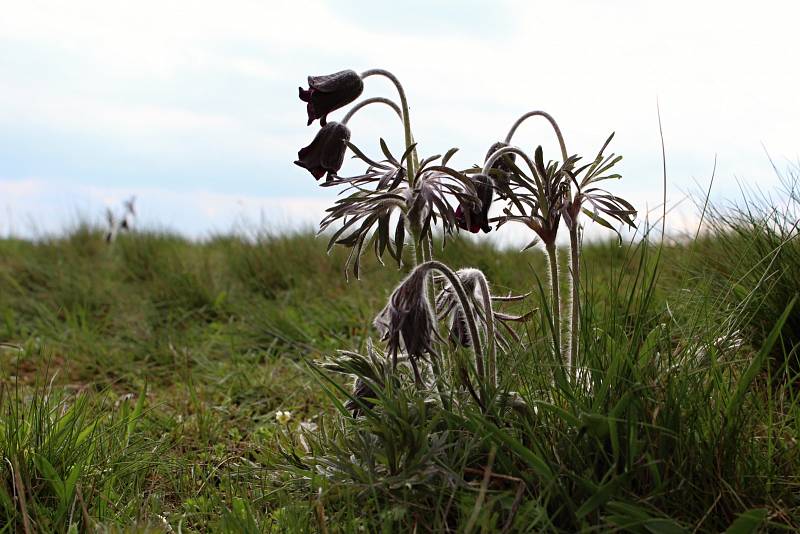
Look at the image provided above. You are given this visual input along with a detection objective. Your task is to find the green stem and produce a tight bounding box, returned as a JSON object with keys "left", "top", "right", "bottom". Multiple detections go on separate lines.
{"left": 545, "top": 242, "right": 562, "bottom": 357}
{"left": 360, "top": 69, "right": 417, "bottom": 183}
{"left": 421, "top": 233, "right": 437, "bottom": 308}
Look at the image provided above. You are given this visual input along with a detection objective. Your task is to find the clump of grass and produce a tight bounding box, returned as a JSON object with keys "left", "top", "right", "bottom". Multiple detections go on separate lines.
{"left": 692, "top": 164, "right": 800, "bottom": 382}
{"left": 267, "top": 228, "right": 799, "bottom": 531}
{"left": 1, "top": 217, "right": 799, "bottom": 530}
{"left": 0, "top": 356, "right": 168, "bottom": 531}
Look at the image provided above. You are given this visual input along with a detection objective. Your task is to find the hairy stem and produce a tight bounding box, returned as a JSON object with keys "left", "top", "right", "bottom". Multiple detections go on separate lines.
{"left": 545, "top": 242, "right": 562, "bottom": 356}
{"left": 360, "top": 69, "right": 417, "bottom": 182}
{"left": 418, "top": 261, "right": 485, "bottom": 388}
{"left": 421, "top": 233, "right": 437, "bottom": 318}
{"left": 419, "top": 233, "right": 445, "bottom": 404}
{"left": 568, "top": 226, "right": 580, "bottom": 375}
{"left": 341, "top": 97, "right": 403, "bottom": 125}
{"left": 474, "top": 273, "right": 497, "bottom": 390}
{"left": 409, "top": 220, "right": 443, "bottom": 399}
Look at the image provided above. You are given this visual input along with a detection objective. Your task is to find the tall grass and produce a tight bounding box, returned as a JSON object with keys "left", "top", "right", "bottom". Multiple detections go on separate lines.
{"left": 692, "top": 165, "right": 800, "bottom": 382}
{"left": 0, "top": 199, "right": 798, "bottom": 530}
{"left": 271, "top": 231, "right": 799, "bottom": 531}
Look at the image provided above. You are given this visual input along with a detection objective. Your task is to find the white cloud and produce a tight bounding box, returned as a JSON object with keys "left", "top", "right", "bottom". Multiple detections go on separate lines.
{"left": 0, "top": 0, "right": 797, "bottom": 234}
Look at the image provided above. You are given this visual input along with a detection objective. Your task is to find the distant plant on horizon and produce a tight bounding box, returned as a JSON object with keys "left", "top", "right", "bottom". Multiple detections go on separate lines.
{"left": 105, "top": 196, "right": 137, "bottom": 243}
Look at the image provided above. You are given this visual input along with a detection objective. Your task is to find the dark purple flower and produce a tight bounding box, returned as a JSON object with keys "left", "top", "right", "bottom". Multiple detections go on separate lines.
{"left": 294, "top": 121, "right": 351, "bottom": 181}
{"left": 456, "top": 173, "right": 493, "bottom": 233}
{"left": 299, "top": 70, "right": 363, "bottom": 126}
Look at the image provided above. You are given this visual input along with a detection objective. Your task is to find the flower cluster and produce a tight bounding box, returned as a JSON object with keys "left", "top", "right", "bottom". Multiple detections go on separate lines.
{"left": 294, "top": 70, "right": 363, "bottom": 182}
{"left": 293, "top": 68, "right": 637, "bottom": 405}
{"left": 294, "top": 68, "right": 491, "bottom": 278}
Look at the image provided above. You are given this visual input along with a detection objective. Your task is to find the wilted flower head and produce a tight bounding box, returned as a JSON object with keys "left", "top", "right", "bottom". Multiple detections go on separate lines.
{"left": 455, "top": 173, "right": 493, "bottom": 233}
{"left": 294, "top": 121, "right": 351, "bottom": 181}
{"left": 299, "top": 70, "right": 364, "bottom": 126}
{"left": 373, "top": 267, "right": 438, "bottom": 380}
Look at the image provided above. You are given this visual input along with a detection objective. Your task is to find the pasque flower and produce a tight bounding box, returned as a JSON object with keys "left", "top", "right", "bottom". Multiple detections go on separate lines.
{"left": 294, "top": 121, "right": 351, "bottom": 181}
{"left": 299, "top": 70, "right": 364, "bottom": 126}
{"left": 455, "top": 173, "right": 493, "bottom": 233}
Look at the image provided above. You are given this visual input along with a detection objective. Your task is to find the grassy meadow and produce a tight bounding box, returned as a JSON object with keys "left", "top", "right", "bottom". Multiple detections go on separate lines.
{"left": 1, "top": 187, "right": 799, "bottom": 531}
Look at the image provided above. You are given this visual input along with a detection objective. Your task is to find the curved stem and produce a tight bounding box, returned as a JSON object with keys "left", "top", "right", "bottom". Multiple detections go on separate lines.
{"left": 503, "top": 110, "right": 568, "bottom": 163}
{"left": 545, "top": 242, "right": 562, "bottom": 357}
{"left": 422, "top": 233, "right": 437, "bottom": 311}
{"left": 341, "top": 97, "right": 403, "bottom": 125}
{"left": 474, "top": 273, "right": 497, "bottom": 390}
{"left": 419, "top": 261, "right": 485, "bottom": 383}
{"left": 419, "top": 233, "right": 438, "bottom": 334}
{"left": 360, "top": 69, "right": 417, "bottom": 182}
{"left": 483, "top": 146, "right": 545, "bottom": 193}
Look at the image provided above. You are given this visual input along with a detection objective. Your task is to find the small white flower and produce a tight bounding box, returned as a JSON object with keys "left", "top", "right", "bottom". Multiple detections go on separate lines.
{"left": 275, "top": 410, "right": 292, "bottom": 425}
{"left": 157, "top": 514, "right": 174, "bottom": 533}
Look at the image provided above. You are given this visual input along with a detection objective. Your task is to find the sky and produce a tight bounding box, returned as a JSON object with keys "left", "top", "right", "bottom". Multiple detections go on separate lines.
{"left": 1, "top": 0, "right": 798, "bottom": 245}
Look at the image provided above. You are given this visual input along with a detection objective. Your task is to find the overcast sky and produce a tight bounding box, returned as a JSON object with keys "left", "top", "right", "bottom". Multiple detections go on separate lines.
{"left": 1, "top": 0, "right": 798, "bottom": 243}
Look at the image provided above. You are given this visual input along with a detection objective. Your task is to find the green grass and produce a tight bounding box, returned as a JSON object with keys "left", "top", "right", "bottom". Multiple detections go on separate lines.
{"left": 0, "top": 208, "right": 798, "bottom": 531}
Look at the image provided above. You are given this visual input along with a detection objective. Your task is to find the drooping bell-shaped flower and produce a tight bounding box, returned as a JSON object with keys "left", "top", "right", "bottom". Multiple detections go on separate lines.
{"left": 294, "top": 121, "right": 351, "bottom": 181}
{"left": 299, "top": 70, "right": 364, "bottom": 126}
{"left": 455, "top": 173, "right": 493, "bottom": 233}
